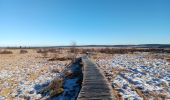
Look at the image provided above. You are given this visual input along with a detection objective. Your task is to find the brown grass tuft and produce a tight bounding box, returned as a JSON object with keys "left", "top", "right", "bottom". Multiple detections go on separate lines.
{"left": 0, "top": 50, "right": 13, "bottom": 54}
{"left": 20, "top": 49, "right": 28, "bottom": 54}
{"left": 48, "top": 57, "right": 72, "bottom": 61}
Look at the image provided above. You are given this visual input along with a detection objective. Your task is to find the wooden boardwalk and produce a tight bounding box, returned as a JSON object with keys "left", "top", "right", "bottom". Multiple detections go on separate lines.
{"left": 77, "top": 56, "right": 114, "bottom": 100}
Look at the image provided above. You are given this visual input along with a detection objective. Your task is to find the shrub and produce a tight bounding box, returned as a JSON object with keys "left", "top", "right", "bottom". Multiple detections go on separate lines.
{"left": 94, "top": 48, "right": 166, "bottom": 54}
{"left": 20, "top": 49, "right": 28, "bottom": 54}
{"left": 39, "top": 78, "right": 64, "bottom": 97}
{"left": 36, "top": 49, "right": 48, "bottom": 58}
{"left": 51, "top": 68, "right": 60, "bottom": 73}
{"left": 48, "top": 57, "right": 72, "bottom": 61}
{"left": 0, "top": 50, "right": 13, "bottom": 54}
{"left": 37, "top": 48, "right": 58, "bottom": 53}
{"left": 36, "top": 49, "right": 46, "bottom": 53}
{"left": 42, "top": 51, "right": 48, "bottom": 58}
{"left": 48, "top": 48, "right": 57, "bottom": 53}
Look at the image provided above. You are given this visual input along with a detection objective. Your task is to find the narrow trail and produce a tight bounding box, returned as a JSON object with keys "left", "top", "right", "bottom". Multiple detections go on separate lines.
{"left": 77, "top": 56, "right": 115, "bottom": 100}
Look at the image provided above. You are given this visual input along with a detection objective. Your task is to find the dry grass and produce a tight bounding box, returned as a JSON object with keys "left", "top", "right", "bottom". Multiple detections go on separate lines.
{"left": 145, "top": 53, "right": 170, "bottom": 60}
{"left": 28, "top": 72, "right": 40, "bottom": 81}
{"left": 96, "top": 53, "right": 170, "bottom": 99}
{"left": 48, "top": 57, "right": 72, "bottom": 61}
{"left": 0, "top": 50, "right": 13, "bottom": 54}
{"left": 147, "top": 92, "right": 168, "bottom": 100}
{"left": 0, "top": 88, "right": 12, "bottom": 97}
{"left": 39, "top": 78, "right": 64, "bottom": 96}
{"left": 134, "top": 88, "right": 149, "bottom": 100}
{"left": 20, "top": 49, "right": 28, "bottom": 54}
{"left": 0, "top": 48, "right": 71, "bottom": 98}
{"left": 112, "top": 89, "right": 122, "bottom": 100}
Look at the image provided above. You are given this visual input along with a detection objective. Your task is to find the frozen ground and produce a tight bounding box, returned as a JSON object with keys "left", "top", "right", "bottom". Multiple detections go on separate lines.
{"left": 48, "top": 59, "right": 83, "bottom": 100}
{"left": 0, "top": 49, "right": 71, "bottom": 99}
{"left": 96, "top": 53, "right": 170, "bottom": 100}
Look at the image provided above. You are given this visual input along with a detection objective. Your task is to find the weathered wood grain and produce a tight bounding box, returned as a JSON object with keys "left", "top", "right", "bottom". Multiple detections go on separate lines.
{"left": 77, "top": 56, "right": 115, "bottom": 100}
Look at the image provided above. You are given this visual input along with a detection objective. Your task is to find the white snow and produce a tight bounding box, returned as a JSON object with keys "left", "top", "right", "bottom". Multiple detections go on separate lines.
{"left": 97, "top": 53, "right": 170, "bottom": 99}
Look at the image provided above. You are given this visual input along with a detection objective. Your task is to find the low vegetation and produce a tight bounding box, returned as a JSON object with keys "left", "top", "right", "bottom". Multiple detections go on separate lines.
{"left": 48, "top": 57, "right": 72, "bottom": 61}
{"left": 20, "top": 49, "right": 28, "bottom": 54}
{"left": 78, "top": 48, "right": 169, "bottom": 54}
{"left": 0, "top": 50, "right": 13, "bottom": 54}
{"left": 39, "top": 78, "right": 64, "bottom": 97}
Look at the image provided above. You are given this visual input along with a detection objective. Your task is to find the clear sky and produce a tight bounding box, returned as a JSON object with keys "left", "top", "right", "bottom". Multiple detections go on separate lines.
{"left": 0, "top": 0, "right": 170, "bottom": 46}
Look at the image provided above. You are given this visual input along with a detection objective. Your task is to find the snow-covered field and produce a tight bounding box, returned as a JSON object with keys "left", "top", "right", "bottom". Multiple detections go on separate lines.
{"left": 96, "top": 53, "right": 170, "bottom": 100}
{"left": 0, "top": 49, "right": 70, "bottom": 100}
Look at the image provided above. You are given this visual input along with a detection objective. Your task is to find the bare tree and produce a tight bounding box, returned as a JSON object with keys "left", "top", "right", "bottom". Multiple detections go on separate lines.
{"left": 70, "top": 42, "right": 77, "bottom": 63}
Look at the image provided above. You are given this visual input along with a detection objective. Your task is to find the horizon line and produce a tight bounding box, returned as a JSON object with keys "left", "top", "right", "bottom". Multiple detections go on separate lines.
{"left": 0, "top": 44, "right": 170, "bottom": 48}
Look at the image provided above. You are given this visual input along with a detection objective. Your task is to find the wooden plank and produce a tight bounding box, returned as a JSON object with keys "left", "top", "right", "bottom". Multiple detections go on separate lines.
{"left": 77, "top": 56, "right": 115, "bottom": 100}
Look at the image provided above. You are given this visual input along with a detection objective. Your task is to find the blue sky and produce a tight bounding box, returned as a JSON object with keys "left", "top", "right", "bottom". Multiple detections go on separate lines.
{"left": 0, "top": 0, "right": 170, "bottom": 46}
